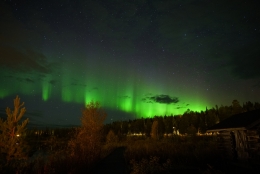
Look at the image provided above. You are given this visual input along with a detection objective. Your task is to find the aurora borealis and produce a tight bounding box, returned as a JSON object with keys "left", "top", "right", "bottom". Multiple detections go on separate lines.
{"left": 1, "top": 0, "right": 260, "bottom": 127}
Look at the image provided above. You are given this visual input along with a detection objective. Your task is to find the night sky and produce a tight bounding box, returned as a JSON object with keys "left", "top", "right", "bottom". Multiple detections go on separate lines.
{"left": 1, "top": 0, "right": 260, "bottom": 128}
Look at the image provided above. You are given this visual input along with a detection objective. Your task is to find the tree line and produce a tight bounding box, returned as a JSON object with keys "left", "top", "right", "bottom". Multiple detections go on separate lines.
{"left": 104, "top": 100, "right": 260, "bottom": 138}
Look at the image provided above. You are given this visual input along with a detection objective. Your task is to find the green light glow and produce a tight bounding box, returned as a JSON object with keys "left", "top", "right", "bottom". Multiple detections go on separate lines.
{"left": 56, "top": 64, "right": 211, "bottom": 118}
{"left": 0, "top": 90, "right": 9, "bottom": 99}
{"left": 42, "top": 75, "right": 52, "bottom": 101}
{"left": 42, "top": 84, "right": 51, "bottom": 101}
{"left": 1, "top": 59, "right": 213, "bottom": 119}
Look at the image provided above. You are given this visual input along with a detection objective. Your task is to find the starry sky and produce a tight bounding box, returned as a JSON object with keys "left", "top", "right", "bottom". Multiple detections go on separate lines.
{"left": 0, "top": 0, "right": 260, "bottom": 128}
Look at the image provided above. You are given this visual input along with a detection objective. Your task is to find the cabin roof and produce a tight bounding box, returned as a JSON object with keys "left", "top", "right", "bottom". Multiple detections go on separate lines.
{"left": 207, "top": 109, "right": 260, "bottom": 132}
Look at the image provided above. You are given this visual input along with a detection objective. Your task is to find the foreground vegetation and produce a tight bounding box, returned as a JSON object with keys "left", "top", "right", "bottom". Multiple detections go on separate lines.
{"left": 2, "top": 131, "right": 260, "bottom": 173}
{"left": 3, "top": 134, "right": 258, "bottom": 174}
{"left": 1, "top": 96, "right": 260, "bottom": 173}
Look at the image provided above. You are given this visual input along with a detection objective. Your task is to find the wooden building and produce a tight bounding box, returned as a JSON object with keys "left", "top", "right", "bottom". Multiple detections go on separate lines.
{"left": 207, "top": 109, "right": 260, "bottom": 160}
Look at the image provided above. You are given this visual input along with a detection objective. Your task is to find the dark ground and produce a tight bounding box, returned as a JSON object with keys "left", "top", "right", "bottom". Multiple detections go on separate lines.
{"left": 91, "top": 147, "right": 129, "bottom": 174}
{"left": 89, "top": 147, "right": 260, "bottom": 174}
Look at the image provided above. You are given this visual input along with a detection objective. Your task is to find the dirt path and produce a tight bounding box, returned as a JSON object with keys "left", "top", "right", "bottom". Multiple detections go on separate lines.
{"left": 91, "top": 147, "right": 129, "bottom": 174}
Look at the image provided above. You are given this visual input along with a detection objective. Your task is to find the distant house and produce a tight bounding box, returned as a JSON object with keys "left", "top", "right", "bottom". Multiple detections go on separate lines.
{"left": 207, "top": 109, "right": 260, "bottom": 160}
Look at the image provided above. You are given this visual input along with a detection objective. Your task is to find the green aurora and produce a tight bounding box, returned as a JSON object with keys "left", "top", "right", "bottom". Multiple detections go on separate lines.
{"left": 0, "top": 61, "right": 210, "bottom": 118}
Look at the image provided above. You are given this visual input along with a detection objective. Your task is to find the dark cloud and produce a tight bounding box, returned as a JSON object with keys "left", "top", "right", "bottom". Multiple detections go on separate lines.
{"left": 176, "top": 104, "right": 189, "bottom": 109}
{"left": 0, "top": 46, "right": 53, "bottom": 74}
{"left": 39, "top": 74, "right": 46, "bottom": 78}
{"left": 49, "top": 80, "right": 57, "bottom": 85}
{"left": 144, "top": 93, "right": 153, "bottom": 96}
{"left": 25, "top": 78, "right": 34, "bottom": 83}
{"left": 14, "top": 77, "right": 35, "bottom": 83}
{"left": 70, "top": 82, "right": 86, "bottom": 87}
{"left": 176, "top": 107, "right": 186, "bottom": 109}
{"left": 118, "top": 95, "right": 131, "bottom": 99}
{"left": 142, "top": 94, "right": 179, "bottom": 104}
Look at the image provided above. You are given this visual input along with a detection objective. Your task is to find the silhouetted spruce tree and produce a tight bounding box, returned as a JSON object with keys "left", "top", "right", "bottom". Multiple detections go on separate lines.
{"left": 0, "top": 96, "right": 29, "bottom": 165}
{"left": 121, "top": 121, "right": 129, "bottom": 135}
{"left": 163, "top": 116, "right": 173, "bottom": 135}
{"left": 218, "top": 105, "right": 232, "bottom": 121}
{"left": 205, "top": 108, "right": 219, "bottom": 128}
{"left": 198, "top": 112, "right": 207, "bottom": 133}
{"left": 189, "top": 111, "right": 200, "bottom": 131}
{"left": 232, "top": 99, "right": 243, "bottom": 115}
{"left": 243, "top": 101, "right": 254, "bottom": 111}
{"left": 144, "top": 118, "right": 152, "bottom": 137}
{"left": 179, "top": 110, "right": 190, "bottom": 134}
{"left": 157, "top": 117, "right": 165, "bottom": 138}
{"left": 133, "top": 118, "right": 144, "bottom": 134}
{"left": 254, "top": 102, "right": 260, "bottom": 109}
{"left": 172, "top": 116, "right": 181, "bottom": 134}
